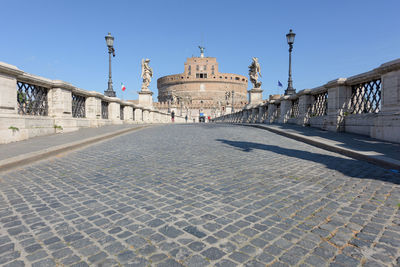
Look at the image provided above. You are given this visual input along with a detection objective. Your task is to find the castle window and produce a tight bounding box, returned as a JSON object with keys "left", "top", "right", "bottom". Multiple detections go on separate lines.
{"left": 188, "top": 65, "right": 191, "bottom": 75}
{"left": 196, "top": 73, "right": 199, "bottom": 78}
{"left": 220, "top": 76, "right": 222, "bottom": 79}
{"left": 204, "top": 65, "right": 207, "bottom": 71}
{"left": 235, "top": 77, "right": 240, "bottom": 80}
{"left": 211, "top": 65, "right": 215, "bottom": 75}
{"left": 196, "top": 65, "right": 199, "bottom": 71}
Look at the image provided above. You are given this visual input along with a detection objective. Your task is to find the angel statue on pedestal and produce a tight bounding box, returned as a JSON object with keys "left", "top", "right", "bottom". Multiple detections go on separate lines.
{"left": 249, "top": 57, "right": 262, "bottom": 88}
{"left": 141, "top": 58, "right": 153, "bottom": 91}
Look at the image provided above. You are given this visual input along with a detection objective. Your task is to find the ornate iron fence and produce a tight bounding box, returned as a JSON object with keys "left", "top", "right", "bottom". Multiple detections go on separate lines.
{"left": 101, "top": 101, "right": 109, "bottom": 119}
{"left": 72, "top": 93, "right": 86, "bottom": 118}
{"left": 120, "top": 106, "right": 124, "bottom": 120}
{"left": 349, "top": 79, "right": 381, "bottom": 114}
{"left": 17, "top": 81, "right": 48, "bottom": 116}
{"left": 291, "top": 99, "right": 299, "bottom": 118}
{"left": 311, "top": 91, "right": 328, "bottom": 116}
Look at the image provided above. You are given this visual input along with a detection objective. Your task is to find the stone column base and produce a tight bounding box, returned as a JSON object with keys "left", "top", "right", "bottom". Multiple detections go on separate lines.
{"left": 248, "top": 88, "right": 263, "bottom": 105}
{"left": 138, "top": 91, "right": 153, "bottom": 108}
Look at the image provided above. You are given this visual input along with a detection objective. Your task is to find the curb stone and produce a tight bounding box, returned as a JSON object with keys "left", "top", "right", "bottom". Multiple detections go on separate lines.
{"left": 239, "top": 123, "right": 400, "bottom": 171}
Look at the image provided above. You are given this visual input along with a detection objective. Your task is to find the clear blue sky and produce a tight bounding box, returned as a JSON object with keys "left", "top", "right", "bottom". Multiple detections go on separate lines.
{"left": 2, "top": 0, "right": 399, "bottom": 100}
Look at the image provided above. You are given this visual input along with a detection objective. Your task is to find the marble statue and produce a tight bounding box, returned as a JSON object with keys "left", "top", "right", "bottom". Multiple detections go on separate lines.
{"left": 141, "top": 58, "right": 153, "bottom": 91}
{"left": 249, "top": 57, "right": 262, "bottom": 88}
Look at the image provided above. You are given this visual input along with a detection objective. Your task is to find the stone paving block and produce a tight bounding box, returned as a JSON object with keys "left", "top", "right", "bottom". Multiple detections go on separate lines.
{"left": 215, "top": 259, "right": 238, "bottom": 267}
{"left": 0, "top": 124, "right": 399, "bottom": 266}
{"left": 201, "top": 247, "right": 226, "bottom": 260}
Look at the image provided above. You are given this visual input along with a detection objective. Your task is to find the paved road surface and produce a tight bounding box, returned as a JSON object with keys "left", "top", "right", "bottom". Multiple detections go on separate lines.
{"left": 0, "top": 124, "right": 399, "bottom": 266}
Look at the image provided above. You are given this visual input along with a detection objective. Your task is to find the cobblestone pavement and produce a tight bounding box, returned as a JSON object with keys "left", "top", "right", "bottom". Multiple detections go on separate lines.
{"left": 0, "top": 124, "right": 399, "bottom": 267}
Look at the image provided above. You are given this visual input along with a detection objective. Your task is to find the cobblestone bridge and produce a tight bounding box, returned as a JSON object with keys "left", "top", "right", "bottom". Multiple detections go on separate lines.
{"left": 0, "top": 124, "right": 399, "bottom": 267}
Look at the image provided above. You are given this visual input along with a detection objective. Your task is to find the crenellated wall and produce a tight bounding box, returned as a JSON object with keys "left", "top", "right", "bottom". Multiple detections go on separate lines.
{"left": 0, "top": 62, "right": 186, "bottom": 144}
{"left": 214, "top": 58, "right": 400, "bottom": 143}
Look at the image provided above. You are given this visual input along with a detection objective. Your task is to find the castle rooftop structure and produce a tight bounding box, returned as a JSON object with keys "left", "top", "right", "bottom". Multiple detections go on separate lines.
{"left": 157, "top": 55, "right": 248, "bottom": 108}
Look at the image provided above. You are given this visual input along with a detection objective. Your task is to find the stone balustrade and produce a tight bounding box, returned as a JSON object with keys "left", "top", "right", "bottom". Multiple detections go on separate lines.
{"left": 0, "top": 62, "right": 184, "bottom": 144}
{"left": 214, "top": 58, "right": 400, "bottom": 143}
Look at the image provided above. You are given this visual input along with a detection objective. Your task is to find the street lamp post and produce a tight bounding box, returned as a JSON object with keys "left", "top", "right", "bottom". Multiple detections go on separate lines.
{"left": 104, "top": 33, "right": 116, "bottom": 97}
{"left": 285, "top": 29, "right": 296, "bottom": 96}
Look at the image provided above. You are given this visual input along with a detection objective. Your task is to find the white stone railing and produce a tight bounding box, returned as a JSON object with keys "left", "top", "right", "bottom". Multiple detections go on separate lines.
{"left": 0, "top": 62, "right": 185, "bottom": 144}
{"left": 214, "top": 58, "right": 400, "bottom": 143}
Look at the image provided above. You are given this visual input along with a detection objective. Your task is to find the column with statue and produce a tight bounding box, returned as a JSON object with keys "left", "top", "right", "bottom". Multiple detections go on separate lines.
{"left": 248, "top": 57, "right": 263, "bottom": 105}
{"left": 138, "top": 58, "right": 154, "bottom": 108}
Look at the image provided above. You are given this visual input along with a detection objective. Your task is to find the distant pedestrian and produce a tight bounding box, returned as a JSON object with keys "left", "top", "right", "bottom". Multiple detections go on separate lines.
{"left": 185, "top": 115, "right": 188, "bottom": 123}
{"left": 171, "top": 111, "right": 175, "bottom": 123}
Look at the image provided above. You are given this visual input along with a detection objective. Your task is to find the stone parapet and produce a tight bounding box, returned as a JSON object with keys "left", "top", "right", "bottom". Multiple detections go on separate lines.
{"left": 0, "top": 62, "right": 183, "bottom": 144}
{"left": 213, "top": 58, "right": 400, "bottom": 143}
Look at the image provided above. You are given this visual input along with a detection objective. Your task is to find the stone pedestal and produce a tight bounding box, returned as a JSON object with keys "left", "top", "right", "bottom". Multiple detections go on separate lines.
{"left": 138, "top": 91, "right": 153, "bottom": 108}
{"left": 298, "top": 91, "right": 312, "bottom": 126}
{"left": 108, "top": 102, "right": 122, "bottom": 123}
{"left": 371, "top": 65, "right": 400, "bottom": 142}
{"left": 86, "top": 96, "right": 101, "bottom": 126}
{"left": 124, "top": 106, "right": 133, "bottom": 121}
{"left": 134, "top": 108, "right": 143, "bottom": 123}
{"left": 48, "top": 87, "right": 72, "bottom": 118}
{"left": 267, "top": 103, "right": 277, "bottom": 123}
{"left": 225, "top": 105, "right": 232, "bottom": 114}
{"left": 248, "top": 88, "right": 263, "bottom": 105}
{"left": 326, "top": 79, "right": 351, "bottom": 132}
{"left": 0, "top": 63, "right": 23, "bottom": 115}
{"left": 279, "top": 97, "right": 291, "bottom": 123}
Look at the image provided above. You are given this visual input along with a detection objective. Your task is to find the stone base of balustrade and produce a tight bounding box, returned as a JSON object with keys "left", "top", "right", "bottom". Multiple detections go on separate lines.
{"left": 308, "top": 115, "right": 329, "bottom": 130}
{"left": 344, "top": 113, "right": 376, "bottom": 136}
{"left": 0, "top": 114, "right": 140, "bottom": 144}
{"left": 371, "top": 113, "right": 400, "bottom": 143}
{"left": 0, "top": 114, "right": 55, "bottom": 144}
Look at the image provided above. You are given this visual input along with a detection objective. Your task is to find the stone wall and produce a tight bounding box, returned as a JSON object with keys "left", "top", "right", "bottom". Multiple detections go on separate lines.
{"left": 214, "top": 58, "right": 400, "bottom": 143}
{"left": 0, "top": 62, "right": 186, "bottom": 144}
{"left": 157, "top": 57, "right": 248, "bottom": 106}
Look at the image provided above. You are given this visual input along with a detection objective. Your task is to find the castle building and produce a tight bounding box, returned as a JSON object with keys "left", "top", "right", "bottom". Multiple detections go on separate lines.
{"left": 154, "top": 50, "right": 248, "bottom": 121}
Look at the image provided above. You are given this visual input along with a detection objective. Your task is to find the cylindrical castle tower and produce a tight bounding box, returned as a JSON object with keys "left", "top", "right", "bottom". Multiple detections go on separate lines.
{"left": 157, "top": 56, "right": 248, "bottom": 108}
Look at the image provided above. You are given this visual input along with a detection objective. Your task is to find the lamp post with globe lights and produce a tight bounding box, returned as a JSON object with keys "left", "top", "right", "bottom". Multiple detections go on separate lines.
{"left": 104, "top": 33, "right": 116, "bottom": 97}
{"left": 285, "top": 29, "right": 296, "bottom": 96}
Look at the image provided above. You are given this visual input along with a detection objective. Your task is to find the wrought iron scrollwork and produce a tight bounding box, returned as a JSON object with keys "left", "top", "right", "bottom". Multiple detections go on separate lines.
{"left": 17, "top": 81, "right": 48, "bottom": 116}
{"left": 311, "top": 92, "right": 328, "bottom": 116}
{"left": 349, "top": 79, "right": 381, "bottom": 114}
{"left": 101, "top": 101, "right": 109, "bottom": 119}
{"left": 72, "top": 94, "right": 86, "bottom": 118}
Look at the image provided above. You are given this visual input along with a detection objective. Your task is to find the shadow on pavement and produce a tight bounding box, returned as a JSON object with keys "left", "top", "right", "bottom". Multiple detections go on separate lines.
{"left": 216, "top": 138, "right": 400, "bottom": 184}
